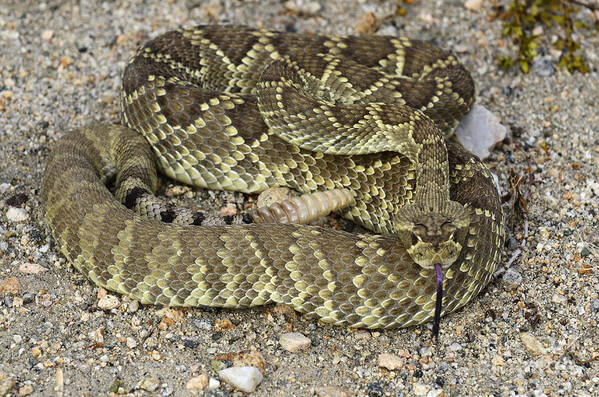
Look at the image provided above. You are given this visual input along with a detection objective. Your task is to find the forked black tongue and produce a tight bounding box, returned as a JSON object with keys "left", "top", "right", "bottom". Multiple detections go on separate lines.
{"left": 432, "top": 263, "right": 443, "bottom": 342}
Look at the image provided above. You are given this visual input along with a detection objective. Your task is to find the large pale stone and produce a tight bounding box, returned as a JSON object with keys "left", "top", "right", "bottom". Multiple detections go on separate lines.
{"left": 454, "top": 104, "right": 507, "bottom": 159}
{"left": 218, "top": 366, "right": 263, "bottom": 393}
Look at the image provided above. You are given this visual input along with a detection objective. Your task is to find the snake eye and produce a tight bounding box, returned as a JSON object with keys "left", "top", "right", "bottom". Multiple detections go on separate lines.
{"left": 413, "top": 224, "right": 426, "bottom": 235}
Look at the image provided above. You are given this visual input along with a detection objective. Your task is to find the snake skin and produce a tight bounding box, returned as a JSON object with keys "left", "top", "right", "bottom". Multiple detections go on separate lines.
{"left": 41, "top": 25, "right": 505, "bottom": 329}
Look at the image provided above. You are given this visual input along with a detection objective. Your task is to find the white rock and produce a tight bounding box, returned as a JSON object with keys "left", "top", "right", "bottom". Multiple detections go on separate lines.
{"left": 426, "top": 389, "right": 443, "bottom": 397}
{"left": 532, "top": 25, "right": 544, "bottom": 36}
{"left": 353, "top": 330, "right": 371, "bottom": 340}
{"left": 139, "top": 377, "right": 159, "bottom": 392}
{"left": 464, "top": 0, "right": 483, "bottom": 11}
{"left": 448, "top": 342, "right": 463, "bottom": 351}
{"left": 551, "top": 294, "right": 567, "bottom": 304}
{"left": 6, "top": 207, "right": 29, "bottom": 222}
{"left": 41, "top": 29, "right": 54, "bottom": 41}
{"left": 418, "top": 12, "right": 433, "bottom": 25}
{"left": 520, "top": 332, "right": 547, "bottom": 355}
{"left": 413, "top": 382, "right": 430, "bottom": 396}
{"left": 377, "top": 25, "right": 398, "bottom": 37}
{"left": 454, "top": 104, "right": 507, "bottom": 159}
{"left": 218, "top": 366, "right": 263, "bottom": 393}
{"left": 126, "top": 337, "right": 137, "bottom": 349}
{"left": 127, "top": 300, "right": 139, "bottom": 313}
{"left": 97, "top": 295, "right": 120, "bottom": 310}
{"left": 279, "top": 332, "right": 311, "bottom": 352}
{"left": 285, "top": 0, "right": 321, "bottom": 14}
{"left": 502, "top": 269, "right": 522, "bottom": 290}
{"left": 303, "top": 1, "right": 321, "bottom": 13}
{"left": 19, "top": 262, "right": 48, "bottom": 274}
{"left": 378, "top": 353, "right": 404, "bottom": 370}
{"left": 207, "top": 378, "right": 220, "bottom": 390}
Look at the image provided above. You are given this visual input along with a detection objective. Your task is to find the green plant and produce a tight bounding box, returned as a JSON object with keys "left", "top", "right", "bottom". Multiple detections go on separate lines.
{"left": 497, "top": 0, "right": 597, "bottom": 73}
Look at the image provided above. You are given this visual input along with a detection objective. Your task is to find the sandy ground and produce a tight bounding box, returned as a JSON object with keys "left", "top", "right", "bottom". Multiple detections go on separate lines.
{"left": 1, "top": 0, "right": 598, "bottom": 396}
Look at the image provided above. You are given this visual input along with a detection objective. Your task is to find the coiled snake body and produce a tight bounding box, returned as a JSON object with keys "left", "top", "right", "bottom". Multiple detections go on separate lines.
{"left": 42, "top": 25, "right": 505, "bottom": 329}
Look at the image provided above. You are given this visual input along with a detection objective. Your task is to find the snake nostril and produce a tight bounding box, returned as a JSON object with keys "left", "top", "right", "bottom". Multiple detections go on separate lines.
{"left": 411, "top": 233, "right": 419, "bottom": 246}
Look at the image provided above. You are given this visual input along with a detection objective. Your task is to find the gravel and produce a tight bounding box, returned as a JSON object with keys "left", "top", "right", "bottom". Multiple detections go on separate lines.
{"left": 1, "top": 0, "right": 598, "bottom": 396}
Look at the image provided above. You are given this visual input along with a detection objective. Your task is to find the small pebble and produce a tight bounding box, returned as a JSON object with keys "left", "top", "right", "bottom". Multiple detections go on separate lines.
{"left": 378, "top": 353, "right": 404, "bottom": 370}
{"left": 127, "top": 300, "right": 139, "bottom": 313}
{"left": 353, "top": 330, "right": 371, "bottom": 340}
{"left": 41, "top": 29, "right": 54, "bottom": 41}
{"left": 502, "top": 269, "right": 523, "bottom": 289}
{"left": 18, "top": 263, "right": 48, "bottom": 274}
{"left": 303, "top": 1, "right": 321, "bottom": 13}
{"left": 279, "top": 332, "right": 311, "bottom": 352}
{"left": 22, "top": 293, "right": 34, "bottom": 304}
{"left": 0, "top": 277, "right": 22, "bottom": 295}
{"left": 312, "top": 386, "right": 351, "bottom": 397}
{"left": 533, "top": 56, "right": 555, "bottom": 77}
{"left": 551, "top": 294, "right": 567, "bottom": 304}
{"left": 194, "top": 319, "right": 211, "bottom": 330}
{"left": 186, "top": 374, "right": 209, "bottom": 391}
{"left": 18, "top": 385, "right": 34, "bottom": 396}
{"left": 412, "top": 383, "right": 430, "bottom": 396}
{"left": 377, "top": 25, "right": 398, "bottom": 37}
{"left": 218, "top": 366, "right": 263, "bottom": 393}
{"left": 5, "top": 207, "right": 29, "bottom": 222}
{"left": 215, "top": 319, "right": 236, "bottom": 331}
{"left": 207, "top": 378, "right": 220, "bottom": 390}
{"left": 285, "top": 0, "right": 321, "bottom": 14}
{"left": 0, "top": 372, "right": 16, "bottom": 395}
{"left": 366, "top": 381, "right": 385, "bottom": 397}
{"left": 506, "top": 237, "right": 519, "bottom": 251}
{"left": 139, "top": 378, "right": 160, "bottom": 392}
{"left": 464, "top": 0, "right": 483, "bottom": 11}
{"left": 520, "top": 332, "right": 547, "bottom": 355}
{"left": 532, "top": 25, "right": 544, "bottom": 36}
{"left": 89, "top": 328, "right": 104, "bottom": 344}
{"left": 448, "top": 342, "right": 463, "bottom": 352}
{"left": 97, "top": 295, "right": 120, "bottom": 310}
{"left": 126, "top": 337, "right": 137, "bottom": 349}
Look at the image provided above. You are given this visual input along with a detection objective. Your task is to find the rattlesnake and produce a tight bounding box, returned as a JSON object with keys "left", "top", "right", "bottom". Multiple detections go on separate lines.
{"left": 41, "top": 25, "right": 505, "bottom": 331}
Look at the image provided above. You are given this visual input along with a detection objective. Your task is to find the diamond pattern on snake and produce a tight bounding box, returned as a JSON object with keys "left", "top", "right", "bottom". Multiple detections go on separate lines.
{"left": 41, "top": 25, "right": 505, "bottom": 333}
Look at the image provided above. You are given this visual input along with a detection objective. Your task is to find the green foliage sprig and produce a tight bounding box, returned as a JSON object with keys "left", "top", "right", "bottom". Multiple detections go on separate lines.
{"left": 497, "top": 0, "right": 597, "bottom": 73}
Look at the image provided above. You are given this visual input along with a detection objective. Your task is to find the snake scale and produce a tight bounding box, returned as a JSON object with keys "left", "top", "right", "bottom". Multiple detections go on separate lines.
{"left": 41, "top": 25, "right": 505, "bottom": 330}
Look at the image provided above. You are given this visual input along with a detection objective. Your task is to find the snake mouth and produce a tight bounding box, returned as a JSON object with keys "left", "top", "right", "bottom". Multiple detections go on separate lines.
{"left": 432, "top": 262, "right": 443, "bottom": 341}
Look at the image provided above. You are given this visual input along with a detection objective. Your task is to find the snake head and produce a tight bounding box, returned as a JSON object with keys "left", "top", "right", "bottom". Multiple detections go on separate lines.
{"left": 394, "top": 200, "right": 470, "bottom": 340}
{"left": 393, "top": 200, "right": 470, "bottom": 270}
